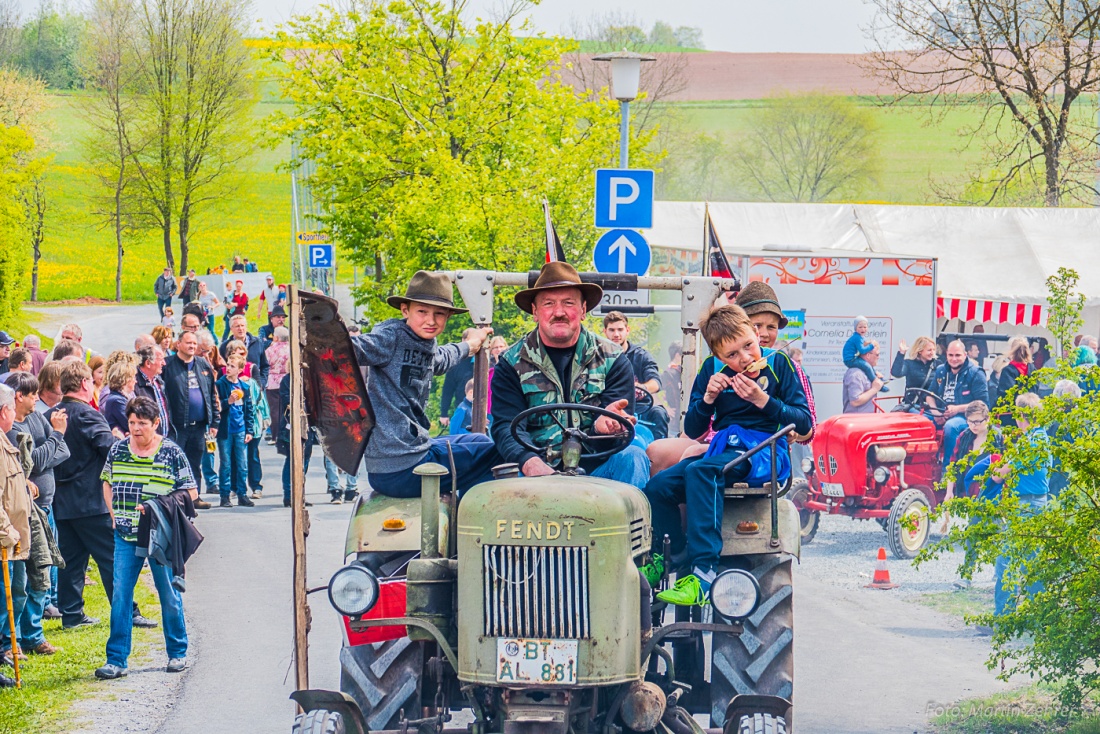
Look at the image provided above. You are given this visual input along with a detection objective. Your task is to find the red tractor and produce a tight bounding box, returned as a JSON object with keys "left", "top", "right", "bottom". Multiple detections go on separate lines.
{"left": 791, "top": 389, "right": 950, "bottom": 559}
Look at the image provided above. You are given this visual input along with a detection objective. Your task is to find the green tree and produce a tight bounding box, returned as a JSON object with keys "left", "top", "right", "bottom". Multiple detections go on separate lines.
{"left": 731, "top": 93, "right": 879, "bottom": 202}
{"left": 269, "top": 0, "right": 648, "bottom": 333}
{"left": 0, "top": 125, "right": 39, "bottom": 322}
{"left": 126, "top": 0, "right": 255, "bottom": 275}
{"left": 925, "top": 269, "right": 1100, "bottom": 710}
{"left": 17, "top": 2, "right": 86, "bottom": 89}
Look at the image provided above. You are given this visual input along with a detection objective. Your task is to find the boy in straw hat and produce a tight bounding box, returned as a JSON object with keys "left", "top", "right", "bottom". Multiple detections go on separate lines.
{"left": 353, "top": 271, "right": 497, "bottom": 497}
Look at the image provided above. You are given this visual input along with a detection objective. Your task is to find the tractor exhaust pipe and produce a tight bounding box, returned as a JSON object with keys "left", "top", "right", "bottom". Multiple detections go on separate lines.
{"left": 414, "top": 463, "right": 448, "bottom": 559}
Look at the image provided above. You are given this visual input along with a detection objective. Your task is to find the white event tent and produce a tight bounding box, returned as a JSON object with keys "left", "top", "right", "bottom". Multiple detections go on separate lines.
{"left": 648, "top": 201, "right": 1100, "bottom": 334}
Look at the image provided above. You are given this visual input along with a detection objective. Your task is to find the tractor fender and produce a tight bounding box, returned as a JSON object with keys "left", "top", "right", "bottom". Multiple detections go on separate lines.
{"left": 289, "top": 690, "right": 368, "bottom": 734}
{"left": 721, "top": 497, "right": 801, "bottom": 560}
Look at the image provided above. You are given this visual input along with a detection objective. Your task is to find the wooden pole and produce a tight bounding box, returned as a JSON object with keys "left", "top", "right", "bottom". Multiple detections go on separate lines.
{"left": 2, "top": 546, "right": 20, "bottom": 687}
{"left": 470, "top": 348, "right": 490, "bottom": 435}
{"left": 289, "top": 285, "right": 310, "bottom": 695}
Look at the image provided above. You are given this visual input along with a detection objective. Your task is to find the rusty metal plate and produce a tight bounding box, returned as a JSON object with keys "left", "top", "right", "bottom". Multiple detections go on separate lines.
{"left": 299, "top": 291, "right": 374, "bottom": 476}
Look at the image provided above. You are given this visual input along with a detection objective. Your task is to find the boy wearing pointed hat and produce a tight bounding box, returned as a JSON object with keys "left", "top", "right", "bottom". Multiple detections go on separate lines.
{"left": 489, "top": 262, "right": 650, "bottom": 488}
{"left": 353, "top": 271, "right": 498, "bottom": 497}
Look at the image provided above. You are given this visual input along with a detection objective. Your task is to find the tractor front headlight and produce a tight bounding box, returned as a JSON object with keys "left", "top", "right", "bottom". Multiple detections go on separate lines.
{"left": 800, "top": 457, "right": 814, "bottom": 475}
{"left": 873, "top": 466, "right": 890, "bottom": 484}
{"left": 328, "top": 563, "right": 380, "bottom": 617}
{"left": 710, "top": 569, "right": 760, "bottom": 620}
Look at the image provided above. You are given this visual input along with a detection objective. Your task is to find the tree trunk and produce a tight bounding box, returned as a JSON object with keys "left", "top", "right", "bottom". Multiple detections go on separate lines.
{"left": 115, "top": 189, "right": 124, "bottom": 303}
{"left": 30, "top": 249, "right": 39, "bottom": 302}
{"left": 164, "top": 221, "right": 175, "bottom": 275}
{"left": 178, "top": 196, "right": 190, "bottom": 275}
{"left": 1045, "top": 146, "right": 1061, "bottom": 207}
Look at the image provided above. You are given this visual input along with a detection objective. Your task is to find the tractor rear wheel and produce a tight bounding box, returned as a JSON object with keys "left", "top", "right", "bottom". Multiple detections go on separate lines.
{"left": 292, "top": 709, "right": 346, "bottom": 734}
{"left": 339, "top": 638, "right": 423, "bottom": 730}
{"left": 789, "top": 481, "right": 819, "bottom": 545}
{"left": 887, "top": 489, "right": 931, "bottom": 560}
{"left": 735, "top": 713, "right": 787, "bottom": 734}
{"left": 709, "top": 555, "right": 794, "bottom": 728}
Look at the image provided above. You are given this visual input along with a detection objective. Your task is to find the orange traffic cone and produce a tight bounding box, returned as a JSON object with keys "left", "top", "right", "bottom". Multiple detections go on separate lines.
{"left": 864, "top": 546, "right": 899, "bottom": 590}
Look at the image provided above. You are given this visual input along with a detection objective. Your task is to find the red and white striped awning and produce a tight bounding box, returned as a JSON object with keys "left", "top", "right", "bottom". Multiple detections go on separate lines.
{"left": 937, "top": 297, "right": 1047, "bottom": 326}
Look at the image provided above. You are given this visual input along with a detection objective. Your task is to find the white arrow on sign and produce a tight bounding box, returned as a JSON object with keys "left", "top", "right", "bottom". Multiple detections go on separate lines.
{"left": 609, "top": 234, "right": 637, "bottom": 273}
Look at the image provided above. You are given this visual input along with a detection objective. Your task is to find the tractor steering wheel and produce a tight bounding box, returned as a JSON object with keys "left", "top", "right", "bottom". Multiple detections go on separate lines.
{"left": 510, "top": 402, "right": 636, "bottom": 465}
{"left": 905, "top": 388, "right": 948, "bottom": 418}
{"left": 634, "top": 385, "right": 654, "bottom": 410}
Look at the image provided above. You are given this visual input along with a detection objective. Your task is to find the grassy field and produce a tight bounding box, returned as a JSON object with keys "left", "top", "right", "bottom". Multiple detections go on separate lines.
{"left": 23, "top": 89, "right": 1079, "bottom": 304}
{"left": 930, "top": 685, "right": 1100, "bottom": 733}
{"left": 663, "top": 99, "right": 994, "bottom": 204}
{"left": 33, "top": 89, "right": 296, "bottom": 304}
{"left": 0, "top": 563, "right": 161, "bottom": 733}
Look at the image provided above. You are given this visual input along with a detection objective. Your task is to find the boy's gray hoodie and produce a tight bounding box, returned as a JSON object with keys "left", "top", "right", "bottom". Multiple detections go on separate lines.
{"left": 353, "top": 318, "right": 469, "bottom": 474}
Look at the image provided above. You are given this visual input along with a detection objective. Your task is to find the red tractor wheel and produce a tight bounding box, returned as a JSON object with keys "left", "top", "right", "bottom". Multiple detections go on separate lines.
{"left": 886, "top": 489, "right": 931, "bottom": 560}
{"left": 789, "top": 481, "right": 819, "bottom": 545}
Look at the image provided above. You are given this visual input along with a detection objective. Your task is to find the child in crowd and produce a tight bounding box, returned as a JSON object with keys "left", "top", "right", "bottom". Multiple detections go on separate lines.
{"left": 843, "top": 316, "right": 877, "bottom": 381}
{"left": 240, "top": 355, "right": 269, "bottom": 500}
{"left": 161, "top": 306, "right": 175, "bottom": 330}
{"left": 448, "top": 379, "right": 475, "bottom": 435}
{"left": 643, "top": 305, "right": 812, "bottom": 606}
{"left": 214, "top": 355, "right": 254, "bottom": 508}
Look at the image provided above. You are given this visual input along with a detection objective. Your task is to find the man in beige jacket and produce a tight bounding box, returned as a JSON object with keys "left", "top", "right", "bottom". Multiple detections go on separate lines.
{"left": 0, "top": 383, "right": 32, "bottom": 679}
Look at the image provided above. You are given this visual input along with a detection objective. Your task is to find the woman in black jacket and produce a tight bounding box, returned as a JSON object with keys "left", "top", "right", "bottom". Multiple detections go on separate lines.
{"left": 891, "top": 336, "right": 937, "bottom": 403}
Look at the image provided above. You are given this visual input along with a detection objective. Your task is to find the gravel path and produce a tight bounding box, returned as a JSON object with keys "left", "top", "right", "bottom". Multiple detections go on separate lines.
{"left": 799, "top": 512, "right": 995, "bottom": 595}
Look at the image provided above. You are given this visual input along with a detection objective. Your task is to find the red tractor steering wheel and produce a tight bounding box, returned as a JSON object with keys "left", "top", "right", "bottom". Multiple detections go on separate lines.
{"left": 904, "top": 388, "right": 948, "bottom": 419}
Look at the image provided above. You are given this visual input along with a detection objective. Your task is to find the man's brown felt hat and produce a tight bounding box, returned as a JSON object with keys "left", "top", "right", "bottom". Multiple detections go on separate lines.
{"left": 386, "top": 270, "right": 467, "bottom": 313}
{"left": 735, "top": 281, "right": 788, "bottom": 329}
{"left": 514, "top": 262, "right": 603, "bottom": 314}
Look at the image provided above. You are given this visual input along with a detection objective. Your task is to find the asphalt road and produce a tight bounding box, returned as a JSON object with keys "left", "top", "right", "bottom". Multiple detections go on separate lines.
{"left": 22, "top": 300, "right": 1019, "bottom": 733}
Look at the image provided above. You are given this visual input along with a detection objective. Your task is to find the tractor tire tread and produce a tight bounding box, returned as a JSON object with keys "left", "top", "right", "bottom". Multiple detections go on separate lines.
{"left": 709, "top": 556, "right": 794, "bottom": 728}
{"left": 339, "top": 638, "right": 422, "bottom": 731}
{"left": 736, "top": 713, "right": 787, "bottom": 734}
{"left": 292, "top": 709, "right": 346, "bottom": 734}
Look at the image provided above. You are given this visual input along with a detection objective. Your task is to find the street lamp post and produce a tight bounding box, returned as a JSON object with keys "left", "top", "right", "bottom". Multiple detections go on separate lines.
{"left": 592, "top": 50, "right": 656, "bottom": 169}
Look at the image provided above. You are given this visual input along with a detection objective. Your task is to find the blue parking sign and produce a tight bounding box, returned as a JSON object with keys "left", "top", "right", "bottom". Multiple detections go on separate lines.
{"left": 308, "top": 244, "right": 334, "bottom": 268}
{"left": 594, "top": 169, "right": 654, "bottom": 229}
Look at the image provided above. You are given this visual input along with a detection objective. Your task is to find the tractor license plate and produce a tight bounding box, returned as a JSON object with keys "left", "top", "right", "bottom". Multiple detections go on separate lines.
{"left": 820, "top": 482, "right": 845, "bottom": 498}
{"left": 496, "top": 638, "right": 578, "bottom": 685}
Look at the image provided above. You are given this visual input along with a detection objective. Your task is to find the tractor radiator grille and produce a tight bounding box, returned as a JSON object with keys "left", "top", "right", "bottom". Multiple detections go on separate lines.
{"left": 483, "top": 545, "right": 590, "bottom": 639}
{"left": 630, "top": 517, "right": 646, "bottom": 551}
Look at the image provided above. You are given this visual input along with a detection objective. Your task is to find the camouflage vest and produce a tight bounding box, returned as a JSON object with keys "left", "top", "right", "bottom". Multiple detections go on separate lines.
{"left": 501, "top": 327, "right": 621, "bottom": 465}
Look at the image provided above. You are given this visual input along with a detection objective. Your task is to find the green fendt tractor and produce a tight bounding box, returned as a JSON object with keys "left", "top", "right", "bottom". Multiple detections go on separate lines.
{"left": 287, "top": 272, "right": 800, "bottom": 734}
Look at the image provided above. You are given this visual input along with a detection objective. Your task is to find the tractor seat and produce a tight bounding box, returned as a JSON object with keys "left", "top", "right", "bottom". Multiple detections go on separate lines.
{"left": 723, "top": 482, "right": 774, "bottom": 497}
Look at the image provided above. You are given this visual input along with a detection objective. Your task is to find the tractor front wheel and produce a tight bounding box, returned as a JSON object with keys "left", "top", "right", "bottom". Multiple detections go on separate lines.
{"left": 887, "top": 489, "right": 931, "bottom": 560}
{"left": 709, "top": 555, "right": 794, "bottom": 728}
{"left": 735, "top": 713, "right": 787, "bottom": 734}
{"left": 292, "top": 709, "right": 346, "bottom": 734}
{"left": 789, "top": 481, "right": 819, "bottom": 545}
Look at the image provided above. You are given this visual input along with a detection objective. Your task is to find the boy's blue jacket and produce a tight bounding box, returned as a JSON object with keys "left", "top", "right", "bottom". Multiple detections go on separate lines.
{"left": 842, "top": 332, "right": 873, "bottom": 364}
{"left": 964, "top": 428, "right": 1050, "bottom": 500}
{"left": 685, "top": 350, "right": 812, "bottom": 440}
{"left": 932, "top": 361, "right": 990, "bottom": 407}
{"left": 704, "top": 424, "right": 791, "bottom": 484}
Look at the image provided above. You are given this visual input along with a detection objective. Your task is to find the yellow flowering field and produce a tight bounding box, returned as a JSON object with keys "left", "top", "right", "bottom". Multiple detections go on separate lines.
{"left": 30, "top": 93, "right": 296, "bottom": 303}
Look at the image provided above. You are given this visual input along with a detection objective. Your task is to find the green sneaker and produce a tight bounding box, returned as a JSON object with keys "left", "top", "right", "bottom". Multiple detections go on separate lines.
{"left": 640, "top": 554, "right": 664, "bottom": 587}
{"left": 656, "top": 574, "right": 710, "bottom": 607}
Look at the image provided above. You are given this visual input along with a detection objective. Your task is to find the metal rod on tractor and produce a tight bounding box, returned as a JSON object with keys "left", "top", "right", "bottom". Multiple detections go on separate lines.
{"left": 289, "top": 285, "right": 311, "bottom": 697}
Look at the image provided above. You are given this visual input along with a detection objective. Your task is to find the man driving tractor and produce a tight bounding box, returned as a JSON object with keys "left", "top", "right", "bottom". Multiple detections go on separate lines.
{"left": 933, "top": 339, "right": 990, "bottom": 463}
{"left": 490, "top": 262, "right": 650, "bottom": 487}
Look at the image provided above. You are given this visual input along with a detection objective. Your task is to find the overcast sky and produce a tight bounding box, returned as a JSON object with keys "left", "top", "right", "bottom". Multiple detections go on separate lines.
{"left": 245, "top": 0, "right": 878, "bottom": 53}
